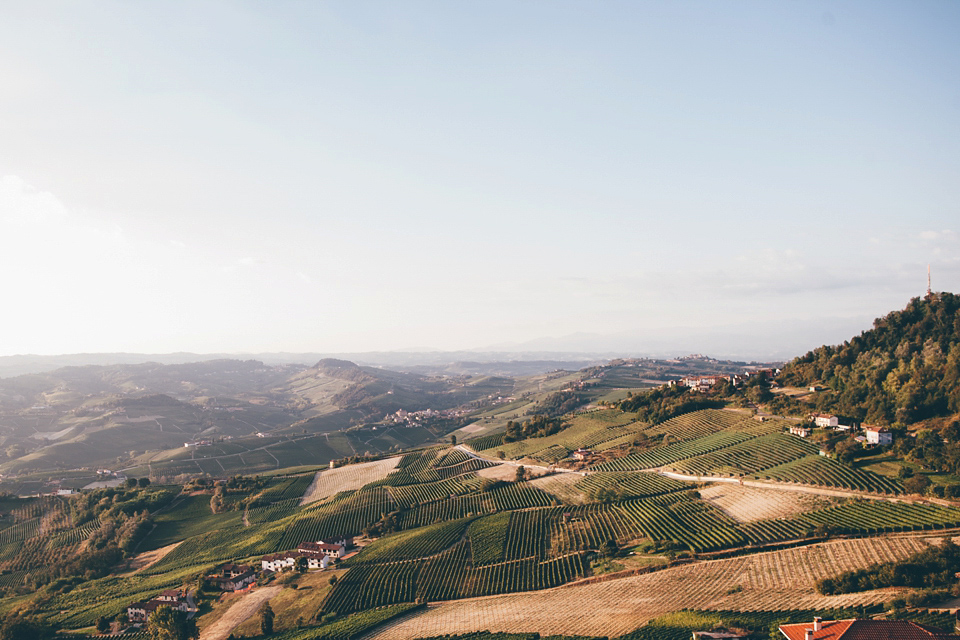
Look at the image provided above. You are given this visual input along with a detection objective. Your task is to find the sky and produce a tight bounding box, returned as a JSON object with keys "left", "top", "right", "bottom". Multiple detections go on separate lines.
{"left": 0, "top": 1, "right": 958, "bottom": 360}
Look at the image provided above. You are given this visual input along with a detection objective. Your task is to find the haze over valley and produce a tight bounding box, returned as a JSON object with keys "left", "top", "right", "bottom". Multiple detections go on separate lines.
{"left": 1, "top": 2, "right": 959, "bottom": 640}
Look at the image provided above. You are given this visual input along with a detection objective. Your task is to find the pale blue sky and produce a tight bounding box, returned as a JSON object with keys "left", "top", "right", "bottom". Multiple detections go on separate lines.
{"left": 0, "top": 1, "right": 958, "bottom": 358}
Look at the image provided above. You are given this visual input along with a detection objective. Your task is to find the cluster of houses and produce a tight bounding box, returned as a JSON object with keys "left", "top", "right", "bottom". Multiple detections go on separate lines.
{"left": 183, "top": 440, "right": 213, "bottom": 448}
{"left": 389, "top": 407, "right": 470, "bottom": 426}
{"left": 789, "top": 413, "right": 894, "bottom": 446}
{"left": 127, "top": 538, "right": 352, "bottom": 623}
{"left": 674, "top": 369, "right": 778, "bottom": 393}
{"left": 126, "top": 562, "right": 270, "bottom": 624}
{"left": 261, "top": 538, "right": 351, "bottom": 572}
{"left": 204, "top": 563, "right": 257, "bottom": 591}
{"left": 126, "top": 589, "right": 194, "bottom": 623}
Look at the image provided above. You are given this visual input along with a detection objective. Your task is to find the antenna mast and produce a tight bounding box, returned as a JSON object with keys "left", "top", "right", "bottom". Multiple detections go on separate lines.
{"left": 927, "top": 264, "right": 933, "bottom": 299}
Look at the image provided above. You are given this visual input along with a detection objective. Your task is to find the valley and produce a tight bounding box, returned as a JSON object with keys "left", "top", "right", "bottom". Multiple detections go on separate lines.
{"left": 0, "top": 295, "right": 959, "bottom": 640}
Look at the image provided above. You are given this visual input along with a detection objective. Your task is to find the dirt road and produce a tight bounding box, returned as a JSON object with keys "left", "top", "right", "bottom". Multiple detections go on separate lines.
{"left": 199, "top": 586, "right": 281, "bottom": 640}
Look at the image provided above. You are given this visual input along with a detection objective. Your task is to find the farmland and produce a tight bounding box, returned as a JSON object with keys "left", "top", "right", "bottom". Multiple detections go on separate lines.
{"left": 301, "top": 457, "right": 402, "bottom": 505}
{"left": 7, "top": 404, "right": 960, "bottom": 640}
{"left": 699, "top": 484, "right": 833, "bottom": 522}
{"left": 365, "top": 536, "right": 937, "bottom": 639}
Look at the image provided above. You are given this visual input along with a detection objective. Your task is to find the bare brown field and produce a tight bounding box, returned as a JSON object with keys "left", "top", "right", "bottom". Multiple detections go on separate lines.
{"left": 366, "top": 536, "right": 935, "bottom": 639}
{"left": 476, "top": 464, "right": 517, "bottom": 482}
{"left": 300, "top": 456, "right": 401, "bottom": 505}
{"left": 699, "top": 484, "right": 834, "bottom": 522}
{"left": 460, "top": 423, "right": 487, "bottom": 434}
{"left": 528, "top": 473, "right": 587, "bottom": 504}
{"left": 119, "top": 541, "right": 181, "bottom": 575}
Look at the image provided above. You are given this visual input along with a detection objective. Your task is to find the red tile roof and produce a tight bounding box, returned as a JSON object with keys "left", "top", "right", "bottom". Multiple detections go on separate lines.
{"left": 779, "top": 619, "right": 960, "bottom": 640}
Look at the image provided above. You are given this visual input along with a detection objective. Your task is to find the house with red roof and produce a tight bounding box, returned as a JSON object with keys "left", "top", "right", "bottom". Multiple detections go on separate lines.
{"left": 779, "top": 617, "right": 960, "bottom": 640}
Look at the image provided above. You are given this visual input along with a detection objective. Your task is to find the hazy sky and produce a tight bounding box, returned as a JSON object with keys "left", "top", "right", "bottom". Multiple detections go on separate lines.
{"left": 1, "top": 1, "right": 958, "bottom": 359}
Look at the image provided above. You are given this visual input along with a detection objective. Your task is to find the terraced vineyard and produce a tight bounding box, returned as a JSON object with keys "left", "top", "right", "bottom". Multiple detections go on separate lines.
{"left": 671, "top": 433, "right": 820, "bottom": 476}
{"left": 797, "top": 499, "right": 960, "bottom": 533}
{"left": 0, "top": 496, "right": 93, "bottom": 576}
{"left": 591, "top": 429, "right": 766, "bottom": 472}
{"left": 576, "top": 472, "right": 689, "bottom": 499}
{"left": 469, "top": 409, "right": 645, "bottom": 463}
{"left": 365, "top": 536, "right": 936, "bottom": 640}
{"left": 350, "top": 518, "right": 474, "bottom": 565}
{"left": 322, "top": 539, "right": 588, "bottom": 615}
{"left": 641, "top": 408, "right": 750, "bottom": 441}
{"left": 389, "top": 474, "right": 485, "bottom": 509}
{"left": 468, "top": 512, "right": 510, "bottom": 565}
{"left": 754, "top": 455, "right": 903, "bottom": 494}
{"left": 279, "top": 487, "right": 393, "bottom": 549}
{"left": 399, "top": 484, "right": 555, "bottom": 529}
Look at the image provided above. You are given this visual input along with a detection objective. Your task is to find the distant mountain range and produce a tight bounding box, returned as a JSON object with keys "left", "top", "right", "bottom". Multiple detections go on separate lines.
{"left": 0, "top": 351, "right": 612, "bottom": 379}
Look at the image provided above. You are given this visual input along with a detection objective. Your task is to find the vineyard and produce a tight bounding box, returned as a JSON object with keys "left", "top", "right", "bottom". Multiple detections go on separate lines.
{"left": 349, "top": 518, "right": 474, "bottom": 565}
{"left": 640, "top": 409, "right": 750, "bottom": 441}
{"left": 322, "top": 539, "right": 588, "bottom": 615}
{"left": 301, "top": 457, "right": 402, "bottom": 505}
{"left": 270, "top": 603, "right": 424, "bottom": 640}
{"left": 796, "top": 499, "right": 960, "bottom": 534}
{"left": 389, "top": 475, "right": 485, "bottom": 509}
{"left": 590, "top": 429, "right": 765, "bottom": 472}
{"left": 670, "top": 433, "right": 819, "bottom": 476}
{"left": 529, "top": 473, "right": 588, "bottom": 504}
{"left": 576, "top": 472, "right": 688, "bottom": 499}
{"left": 277, "top": 488, "right": 393, "bottom": 550}
{"left": 468, "top": 410, "right": 645, "bottom": 463}
{"left": 261, "top": 475, "right": 316, "bottom": 503}
{"left": 397, "top": 483, "right": 555, "bottom": 529}
{"left": 0, "top": 496, "right": 93, "bottom": 576}
{"left": 754, "top": 455, "right": 903, "bottom": 494}
{"left": 10, "top": 404, "right": 960, "bottom": 638}
{"left": 364, "top": 536, "right": 937, "bottom": 640}
{"left": 468, "top": 512, "right": 511, "bottom": 565}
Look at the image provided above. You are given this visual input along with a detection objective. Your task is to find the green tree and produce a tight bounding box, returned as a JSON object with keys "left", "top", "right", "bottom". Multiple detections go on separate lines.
{"left": 294, "top": 556, "right": 308, "bottom": 574}
{"left": 904, "top": 474, "right": 931, "bottom": 495}
{"left": 514, "top": 465, "right": 526, "bottom": 483}
{"left": 450, "top": 435, "right": 457, "bottom": 446}
{"left": 96, "top": 616, "right": 110, "bottom": 634}
{"left": 210, "top": 488, "right": 225, "bottom": 514}
{"left": 259, "top": 603, "right": 274, "bottom": 636}
{"left": 138, "top": 477, "right": 151, "bottom": 488}
{"left": 0, "top": 614, "right": 49, "bottom": 640}
{"left": 600, "top": 539, "right": 618, "bottom": 558}
{"left": 147, "top": 606, "right": 198, "bottom": 640}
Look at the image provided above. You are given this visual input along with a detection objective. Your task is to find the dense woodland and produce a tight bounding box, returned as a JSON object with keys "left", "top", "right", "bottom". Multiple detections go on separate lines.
{"left": 778, "top": 294, "right": 960, "bottom": 425}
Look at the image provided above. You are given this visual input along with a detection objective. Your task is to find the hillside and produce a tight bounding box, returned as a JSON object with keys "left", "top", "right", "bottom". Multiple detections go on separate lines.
{"left": 0, "top": 359, "right": 511, "bottom": 482}
{"left": 778, "top": 293, "right": 960, "bottom": 425}
{"left": 5, "top": 424, "right": 960, "bottom": 640}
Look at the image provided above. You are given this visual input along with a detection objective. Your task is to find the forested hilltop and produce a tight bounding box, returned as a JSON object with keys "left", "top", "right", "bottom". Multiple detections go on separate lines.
{"left": 779, "top": 293, "right": 960, "bottom": 425}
